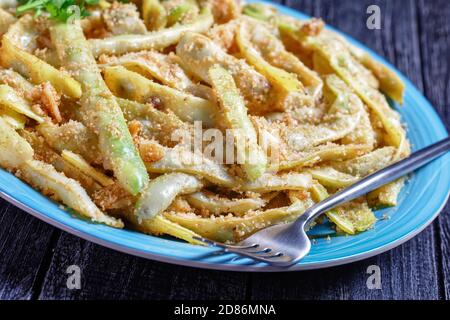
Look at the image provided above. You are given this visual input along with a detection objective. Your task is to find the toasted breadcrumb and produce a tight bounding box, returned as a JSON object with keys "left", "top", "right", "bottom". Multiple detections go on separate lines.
{"left": 128, "top": 120, "right": 142, "bottom": 143}
{"left": 93, "top": 183, "right": 135, "bottom": 211}
{"left": 300, "top": 18, "right": 325, "bottom": 36}
{"left": 102, "top": 2, "right": 147, "bottom": 35}
{"left": 207, "top": 20, "right": 239, "bottom": 51}
{"left": 207, "top": 0, "right": 241, "bottom": 24}
{"left": 138, "top": 139, "right": 165, "bottom": 163}
{"left": 40, "top": 82, "right": 62, "bottom": 123}
{"left": 167, "top": 197, "right": 193, "bottom": 214}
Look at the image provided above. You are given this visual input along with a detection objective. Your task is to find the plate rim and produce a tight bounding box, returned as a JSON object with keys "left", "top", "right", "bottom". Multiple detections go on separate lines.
{"left": 0, "top": 1, "right": 449, "bottom": 272}
{"left": 1, "top": 189, "right": 448, "bottom": 272}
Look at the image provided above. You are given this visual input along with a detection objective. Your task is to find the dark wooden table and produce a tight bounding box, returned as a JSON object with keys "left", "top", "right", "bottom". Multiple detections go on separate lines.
{"left": 0, "top": 0, "right": 449, "bottom": 300}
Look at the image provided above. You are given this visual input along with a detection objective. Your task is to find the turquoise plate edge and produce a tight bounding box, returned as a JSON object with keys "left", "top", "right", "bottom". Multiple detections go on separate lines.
{"left": 0, "top": 1, "right": 449, "bottom": 272}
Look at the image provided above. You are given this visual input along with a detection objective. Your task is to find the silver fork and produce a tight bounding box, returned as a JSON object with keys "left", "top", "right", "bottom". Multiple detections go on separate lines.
{"left": 194, "top": 137, "right": 450, "bottom": 267}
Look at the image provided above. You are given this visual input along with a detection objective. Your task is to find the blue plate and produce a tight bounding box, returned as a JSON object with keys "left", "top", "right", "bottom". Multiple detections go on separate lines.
{"left": 1, "top": 1, "right": 449, "bottom": 271}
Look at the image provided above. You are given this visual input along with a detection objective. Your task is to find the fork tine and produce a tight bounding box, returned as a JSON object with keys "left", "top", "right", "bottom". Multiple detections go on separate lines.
{"left": 245, "top": 248, "right": 271, "bottom": 254}
{"left": 250, "top": 252, "right": 294, "bottom": 264}
{"left": 258, "top": 255, "right": 294, "bottom": 265}
{"left": 193, "top": 236, "right": 218, "bottom": 247}
{"left": 245, "top": 251, "right": 283, "bottom": 259}
{"left": 193, "top": 236, "right": 258, "bottom": 250}
{"left": 227, "top": 249, "right": 292, "bottom": 264}
{"left": 193, "top": 236, "right": 295, "bottom": 266}
{"left": 262, "top": 252, "right": 284, "bottom": 259}
{"left": 226, "top": 243, "right": 260, "bottom": 250}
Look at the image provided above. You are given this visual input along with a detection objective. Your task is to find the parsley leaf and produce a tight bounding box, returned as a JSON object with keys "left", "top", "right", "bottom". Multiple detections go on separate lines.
{"left": 16, "top": 0, "right": 100, "bottom": 22}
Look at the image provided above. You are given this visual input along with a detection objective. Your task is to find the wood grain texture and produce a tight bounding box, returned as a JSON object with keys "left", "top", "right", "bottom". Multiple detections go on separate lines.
{"left": 0, "top": 0, "right": 448, "bottom": 300}
{"left": 0, "top": 199, "right": 58, "bottom": 299}
{"left": 38, "top": 233, "right": 248, "bottom": 300}
{"left": 417, "top": 0, "right": 450, "bottom": 299}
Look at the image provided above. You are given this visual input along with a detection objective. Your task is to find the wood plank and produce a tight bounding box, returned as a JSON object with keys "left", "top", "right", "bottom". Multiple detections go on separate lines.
{"left": 38, "top": 232, "right": 248, "bottom": 300}
{"left": 417, "top": 0, "right": 450, "bottom": 299}
{"left": 0, "top": 198, "right": 58, "bottom": 299}
{"left": 439, "top": 201, "right": 450, "bottom": 300}
{"left": 250, "top": 0, "right": 442, "bottom": 300}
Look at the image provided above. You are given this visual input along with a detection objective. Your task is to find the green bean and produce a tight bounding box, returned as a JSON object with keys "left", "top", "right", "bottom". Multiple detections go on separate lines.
{"left": 0, "top": 8, "right": 15, "bottom": 37}
{"left": 142, "top": 0, "right": 167, "bottom": 30}
{"left": 89, "top": 7, "right": 213, "bottom": 57}
{"left": 50, "top": 22, "right": 148, "bottom": 196}
{"left": 135, "top": 173, "right": 202, "bottom": 222}
{"left": 104, "top": 66, "right": 217, "bottom": 127}
{"left": 208, "top": 66, "right": 268, "bottom": 180}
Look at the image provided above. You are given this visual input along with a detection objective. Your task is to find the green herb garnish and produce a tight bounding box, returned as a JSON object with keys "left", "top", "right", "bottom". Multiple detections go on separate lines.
{"left": 16, "top": 0, "right": 100, "bottom": 22}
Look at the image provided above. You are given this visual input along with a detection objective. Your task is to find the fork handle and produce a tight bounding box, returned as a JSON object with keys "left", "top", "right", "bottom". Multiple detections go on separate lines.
{"left": 299, "top": 137, "right": 450, "bottom": 226}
